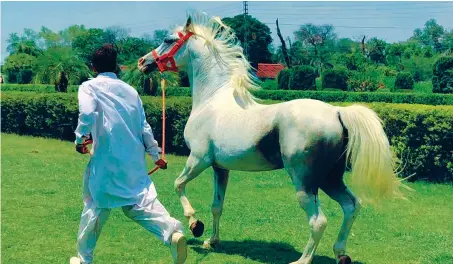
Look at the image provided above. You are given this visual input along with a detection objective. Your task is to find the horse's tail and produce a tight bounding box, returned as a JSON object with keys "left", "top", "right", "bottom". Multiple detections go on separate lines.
{"left": 337, "top": 104, "right": 405, "bottom": 203}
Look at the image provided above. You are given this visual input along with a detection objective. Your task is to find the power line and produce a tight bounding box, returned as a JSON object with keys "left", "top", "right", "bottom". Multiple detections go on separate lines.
{"left": 253, "top": 11, "right": 452, "bottom": 20}
{"left": 121, "top": 11, "right": 240, "bottom": 32}
{"left": 249, "top": 1, "right": 453, "bottom": 9}
{"left": 202, "top": 2, "right": 241, "bottom": 13}
{"left": 250, "top": 4, "right": 453, "bottom": 13}
{"left": 264, "top": 22, "right": 415, "bottom": 30}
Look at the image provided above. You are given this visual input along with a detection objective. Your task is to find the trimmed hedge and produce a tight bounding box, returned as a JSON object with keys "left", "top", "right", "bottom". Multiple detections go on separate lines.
{"left": 322, "top": 68, "right": 348, "bottom": 90}
{"left": 289, "top": 66, "right": 317, "bottom": 90}
{"left": 433, "top": 56, "right": 453, "bottom": 94}
{"left": 163, "top": 88, "right": 453, "bottom": 105}
{"left": 2, "top": 92, "right": 453, "bottom": 183}
{"left": 277, "top": 69, "right": 291, "bottom": 90}
{"left": 1, "top": 84, "right": 79, "bottom": 93}
{"left": 4, "top": 84, "right": 453, "bottom": 106}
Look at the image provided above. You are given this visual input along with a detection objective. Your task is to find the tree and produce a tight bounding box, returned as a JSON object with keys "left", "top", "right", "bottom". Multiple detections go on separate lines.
{"left": 386, "top": 43, "right": 406, "bottom": 66}
{"left": 442, "top": 29, "right": 453, "bottom": 54}
{"left": 287, "top": 40, "right": 311, "bottom": 66}
{"left": 121, "top": 62, "right": 181, "bottom": 95}
{"left": 39, "top": 26, "right": 62, "bottom": 49}
{"left": 294, "top": 24, "right": 337, "bottom": 55}
{"left": 103, "top": 26, "right": 130, "bottom": 51}
{"left": 333, "top": 52, "right": 368, "bottom": 71}
{"left": 366, "top": 38, "right": 387, "bottom": 64}
{"left": 2, "top": 53, "right": 36, "bottom": 83}
{"left": 222, "top": 15, "right": 273, "bottom": 68}
{"left": 411, "top": 19, "right": 445, "bottom": 52}
{"left": 275, "top": 19, "right": 291, "bottom": 68}
{"left": 334, "top": 38, "right": 357, "bottom": 54}
{"left": 72, "top": 28, "right": 106, "bottom": 64}
{"left": 151, "top": 29, "right": 169, "bottom": 48}
{"left": 33, "top": 46, "right": 92, "bottom": 88}
{"left": 59, "top": 25, "right": 88, "bottom": 46}
{"left": 6, "top": 29, "right": 41, "bottom": 57}
{"left": 116, "top": 37, "right": 153, "bottom": 65}
{"left": 293, "top": 23, "right": 337, "bottom": 70}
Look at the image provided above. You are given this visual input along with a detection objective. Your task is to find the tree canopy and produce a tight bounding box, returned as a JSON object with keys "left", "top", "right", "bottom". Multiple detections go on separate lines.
{"left": 222, "top": 15, "right": 273, "bottom": 68}
{"left": 1, "top": 15, "right": 452, "bottom": 93}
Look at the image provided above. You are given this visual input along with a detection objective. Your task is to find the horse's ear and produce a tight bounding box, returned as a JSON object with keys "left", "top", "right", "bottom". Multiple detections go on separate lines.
{"left": 184, "top": 16, "right": 194, "bottom": 32}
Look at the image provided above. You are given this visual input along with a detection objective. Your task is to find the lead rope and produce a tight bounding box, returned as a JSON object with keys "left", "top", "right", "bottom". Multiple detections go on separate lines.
{"left": 148, "top": 77, "right": 167, "bottom": 175}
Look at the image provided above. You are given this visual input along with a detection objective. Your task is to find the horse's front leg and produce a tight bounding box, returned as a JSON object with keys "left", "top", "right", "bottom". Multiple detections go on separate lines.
{"left": 174, "top": 153, "right": 211, "bottom": 237}
{"left": 203, "top": 167, "right": 229, "bottom": 249}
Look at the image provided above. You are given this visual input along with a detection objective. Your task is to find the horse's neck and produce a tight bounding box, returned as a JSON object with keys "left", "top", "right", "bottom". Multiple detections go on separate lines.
{"left": 187, "top": 55, "right": 232, "bottom": 109}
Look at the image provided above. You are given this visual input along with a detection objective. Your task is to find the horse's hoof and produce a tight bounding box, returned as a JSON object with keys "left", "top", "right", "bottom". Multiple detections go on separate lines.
{"left": 190, "top": 220, "right": 205, "bottom": 237}
{"left": 202, "top": 239, "right": 219, "bottom": 250}
{"left": 338, "top": 255, "right": 352, "bottom": 264}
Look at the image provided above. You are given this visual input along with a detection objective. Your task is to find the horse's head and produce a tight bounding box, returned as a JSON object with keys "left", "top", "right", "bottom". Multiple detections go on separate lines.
{"left": 138, "top": 16, "right": 195, "bottom": 74}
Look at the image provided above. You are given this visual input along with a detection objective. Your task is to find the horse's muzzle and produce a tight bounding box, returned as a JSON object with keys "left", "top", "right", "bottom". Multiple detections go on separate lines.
{"left": 140, "top": 61, "right": 158, "bottom": 74}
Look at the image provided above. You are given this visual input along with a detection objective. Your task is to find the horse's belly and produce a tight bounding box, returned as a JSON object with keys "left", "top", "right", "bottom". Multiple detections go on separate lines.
{"left": 214, "top": 153, "right": 282, "bottom": 171}
{"left": 213, "top": 145, "right": 284, "bottom": 172}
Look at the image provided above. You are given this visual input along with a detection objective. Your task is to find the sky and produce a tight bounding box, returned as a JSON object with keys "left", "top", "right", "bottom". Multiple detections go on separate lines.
{"left": 1, "top": 1, "right": 453, "bottom": 63}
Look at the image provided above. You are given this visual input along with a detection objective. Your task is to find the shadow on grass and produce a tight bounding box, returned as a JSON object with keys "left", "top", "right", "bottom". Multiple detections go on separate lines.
{"left": 188, "top": 239, "right": 365, "bottom": 264}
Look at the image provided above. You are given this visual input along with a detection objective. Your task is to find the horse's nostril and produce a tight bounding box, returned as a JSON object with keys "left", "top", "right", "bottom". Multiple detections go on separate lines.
{"left": 138, "top": 58, "right": 144, "bottom": 65}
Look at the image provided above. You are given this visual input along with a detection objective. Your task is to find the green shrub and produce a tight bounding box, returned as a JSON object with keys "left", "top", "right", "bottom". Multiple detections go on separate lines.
{"left": 0, "top": 84, "right": 79, "bottom": 93}
{"left": 16, "top": 69, "right": 33, "bottom": 84}
{"left": 2, "top": 92, "right": 452, "bottom": 182}
{"left": 277, "top": 69, "right": 291, "bottom": 90}
{"left": 402, "top": 55, "right": 437, "bottom": 82}
{"left": 414, "top": 81, "right": 433, "bottom": 94}
{"left": 395, "top": 72, "right": 414, "bottom": 90}
{"left": 432, "top": 56, "right": 453, "bottom": 94}
{"left": 321, "top": 68, "right": 348, "bottom": 90}
{"left": 6, "top": 84, "right": 453, "bottom": 105}
{"left": 289, "top": 66, "right": 316, "bottom": 90}
{"left": 413, "top": 71, "right": 422, "bottom": 82}
{"left": 382, "top": 76, "right": 396, "bottom": 91}
{"left": 260, "top": 79, "right": 278, "bottom": 90}
{"left": 347, "top": 71, "right": 381, "bottom": 92}
{"left": 361, "top": 103, "right": 453, "bottom": 183}
{"left": 251, "top": 90, "right": 453, "bottom": 105}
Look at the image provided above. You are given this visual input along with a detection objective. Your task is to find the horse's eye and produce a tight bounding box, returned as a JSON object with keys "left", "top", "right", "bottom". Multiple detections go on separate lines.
{"left": 164, "top": 38, "right": 176, "bottom": 44}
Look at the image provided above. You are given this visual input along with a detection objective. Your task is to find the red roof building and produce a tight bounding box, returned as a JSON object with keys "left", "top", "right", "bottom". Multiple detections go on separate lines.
{"left": 256, "top": 63, "right": 285, "bottom": 79}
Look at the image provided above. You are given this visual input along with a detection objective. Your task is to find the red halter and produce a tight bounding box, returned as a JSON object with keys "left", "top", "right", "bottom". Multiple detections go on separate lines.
{"left": 152, "top": 31, "right": 194, "bottom": 72}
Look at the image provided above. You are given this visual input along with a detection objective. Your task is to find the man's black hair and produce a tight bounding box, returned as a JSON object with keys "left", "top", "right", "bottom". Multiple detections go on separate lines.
{"left": 91, "top": 44, "right": 118, "bottom": 73}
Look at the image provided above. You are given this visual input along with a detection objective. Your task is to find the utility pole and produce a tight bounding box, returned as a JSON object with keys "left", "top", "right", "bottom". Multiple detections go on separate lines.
{"left": 243, "top": 1, "right": 249, "bottom": 59}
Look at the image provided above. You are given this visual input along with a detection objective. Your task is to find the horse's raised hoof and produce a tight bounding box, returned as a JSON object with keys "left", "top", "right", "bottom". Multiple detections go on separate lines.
{"left": 190, "top": 220, "right": 205, "bottom": 238}
{"left": 338, "top": 255, "right": 352, "bottom": 264}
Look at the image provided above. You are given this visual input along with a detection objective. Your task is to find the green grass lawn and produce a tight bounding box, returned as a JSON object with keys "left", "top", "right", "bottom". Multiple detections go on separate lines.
{"left": 2, "top": 133, "right": 452, "bottom": 264}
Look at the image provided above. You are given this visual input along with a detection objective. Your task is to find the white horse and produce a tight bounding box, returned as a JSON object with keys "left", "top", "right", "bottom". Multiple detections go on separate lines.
{"left": 138, "top": 12, "right": 404, "bottom": 264}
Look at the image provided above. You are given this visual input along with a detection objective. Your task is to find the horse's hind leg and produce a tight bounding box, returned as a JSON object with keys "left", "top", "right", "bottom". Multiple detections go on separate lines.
{"left": 203, "top": 167, "right": 229, "bottom": 249}
{"left": 174, "top": 153, "right": 211, "bottom": 237}
{"left": 286, "top": 165, "right": 328, "bottom": 264}
{"left": 320, "top": 150, "right": 361, "bottom": 263}
{"left": 291, "top": 188, "right": 327, "bottom": 264}
{"left": 322, "top": 183, "right": 361, "bottom": 263}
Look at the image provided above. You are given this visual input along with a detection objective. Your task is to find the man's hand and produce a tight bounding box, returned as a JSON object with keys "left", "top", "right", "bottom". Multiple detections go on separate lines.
{"left": 155, "top": 159, "right": 168, "bottom": 170}
{"left": 76, "top": 134, "right": 93, "bottom": 154}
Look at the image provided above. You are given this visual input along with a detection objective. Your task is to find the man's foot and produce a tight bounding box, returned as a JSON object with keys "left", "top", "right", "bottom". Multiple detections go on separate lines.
{"left": 170, "top": 232, "right": 187, "bottom": 264}
{"left": 69, "top": 257, "right": 81, "bottom": 264}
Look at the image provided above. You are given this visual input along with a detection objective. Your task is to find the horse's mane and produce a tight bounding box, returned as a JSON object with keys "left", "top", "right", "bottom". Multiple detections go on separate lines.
{"left": 174, "top": 11, "right": 261, "bottom": 107}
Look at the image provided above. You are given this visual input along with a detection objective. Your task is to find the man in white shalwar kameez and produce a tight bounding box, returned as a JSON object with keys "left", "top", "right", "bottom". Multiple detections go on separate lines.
{"left": 70, "top": 45, "right": 187, "bottom": 264}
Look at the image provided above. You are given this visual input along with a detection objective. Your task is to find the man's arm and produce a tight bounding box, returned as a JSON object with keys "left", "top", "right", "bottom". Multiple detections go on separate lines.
{"left": 138, "top": 96, "right": 162, "bottom": 163}
{"left": 74, "top": 84, "right": 97, "bottom": 145}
